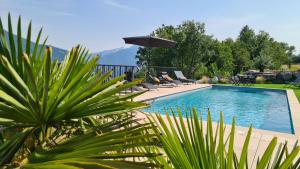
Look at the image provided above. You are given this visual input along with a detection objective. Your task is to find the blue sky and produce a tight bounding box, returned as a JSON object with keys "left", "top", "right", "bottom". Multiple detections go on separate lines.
{"left": 0, "top": 0, "right": 300, "bottom": 53}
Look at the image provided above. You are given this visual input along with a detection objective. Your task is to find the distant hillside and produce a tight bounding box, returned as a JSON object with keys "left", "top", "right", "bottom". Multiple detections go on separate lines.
{"left": 96, "top": 46, "right": 139, "bottom": 66}
{"left": 3, "top": 30, "right": 67, "bottom": 61}
{"left": 3, "top": 30, "right": 141, "bottom": 65}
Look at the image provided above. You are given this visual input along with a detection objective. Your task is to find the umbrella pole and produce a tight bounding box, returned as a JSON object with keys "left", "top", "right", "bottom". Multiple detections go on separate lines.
{"left": 146, "top": 48, "right": 151, "bottom": 82}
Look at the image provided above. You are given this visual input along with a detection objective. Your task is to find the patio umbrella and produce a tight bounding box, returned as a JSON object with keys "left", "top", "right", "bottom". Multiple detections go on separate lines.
{"left": 123, "top": 36, "right": 176, "bottom": 82}
{"left": 123, "top": 36, "right": 176, "bottom": 48}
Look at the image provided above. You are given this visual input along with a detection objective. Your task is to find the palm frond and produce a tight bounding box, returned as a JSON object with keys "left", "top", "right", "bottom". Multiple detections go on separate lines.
{"left": 152, "top": 109, "right": 300, "bottom": 169}
{"left": 0, "top": 14, "right": 157, "bottom": 168}
{"left": 23, "top": 115, "right": 160, "bottom": 168}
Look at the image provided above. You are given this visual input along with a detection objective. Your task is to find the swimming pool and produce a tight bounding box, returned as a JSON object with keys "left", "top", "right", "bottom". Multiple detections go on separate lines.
{"left": 143, "top": 85, "right": 294, "bottom": 134}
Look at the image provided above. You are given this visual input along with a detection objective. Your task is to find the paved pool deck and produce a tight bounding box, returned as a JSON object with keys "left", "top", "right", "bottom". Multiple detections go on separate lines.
{"left": 134, "top": 83, "right": 211, "bottom": 102}
{"left": 134, "top": 84, "right": 300, "bottom": 168}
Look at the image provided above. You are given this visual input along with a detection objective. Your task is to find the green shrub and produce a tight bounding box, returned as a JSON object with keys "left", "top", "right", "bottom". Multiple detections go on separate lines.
{"left": 256, "top": 76, "right": 266, "bottom": 84}
{"left": 200, "top": 76, "right": 209, "bottom": 84}
{"left": 135, "top": 66, "right": 147, "bottom": 78}
{"left": 219, "top": 78, "right": 229, "bottom": 84}
{"left": 194, "top": 64, "right": 209, "bottom": 80}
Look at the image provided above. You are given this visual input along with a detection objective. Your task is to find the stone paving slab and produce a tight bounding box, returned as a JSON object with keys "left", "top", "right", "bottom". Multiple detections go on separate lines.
{"left": 133, "top": 84, "right": 211, "bottom": 102}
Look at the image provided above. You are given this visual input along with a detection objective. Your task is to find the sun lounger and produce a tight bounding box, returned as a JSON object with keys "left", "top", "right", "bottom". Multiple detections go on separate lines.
{"left": 149, "top": 75, "right": 161, "bottom": 85}
{"left": 160, "top": 72, "right": 183, "bottom": 86}
{"left": 131, "top": 85, "right": 148, "bottom": 92}
{"left": 147, "top": 74, "right": 175, "bottom": 87}
{"left": 119, "top": 85, "right": 147, "bottom": 95}
{"left": 140, "top": 82, "right": 158, "bottom": 90}
{"left": 174, "top": 71, "right": 196, "bottom": 83}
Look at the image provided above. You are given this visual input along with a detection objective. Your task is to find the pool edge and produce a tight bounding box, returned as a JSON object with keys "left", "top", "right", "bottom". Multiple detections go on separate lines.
{"left": 286, "top": 89, "right": 300, "bottom": 139}
{"left": 136, "top": 84, "right": 212, "bottom": 102}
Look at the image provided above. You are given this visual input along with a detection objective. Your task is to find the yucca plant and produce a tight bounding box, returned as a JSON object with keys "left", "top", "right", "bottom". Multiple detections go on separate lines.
{"left": 0, "top": 14, "right": 160, "bottom": 168}
{"left": 151, "top": 108, "right": 300, "bottom": 169}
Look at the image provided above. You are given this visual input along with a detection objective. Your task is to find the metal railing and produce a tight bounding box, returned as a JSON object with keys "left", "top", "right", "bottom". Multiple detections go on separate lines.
{"left": 96, "top": 64, "right": 138, "bottom": 81}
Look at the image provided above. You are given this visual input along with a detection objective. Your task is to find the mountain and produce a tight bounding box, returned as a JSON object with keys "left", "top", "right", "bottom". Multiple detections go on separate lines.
{"left": 3, "top": 30, "right": 140, "bottom": 65}
{"left": 3, "top": 30, "right": 67, "bottom": 61}
{"left": 50, "top": 46, "right": 68, "bottom": 61}
{"left": 96, "top": 46, "right": 139, "bottom": 66}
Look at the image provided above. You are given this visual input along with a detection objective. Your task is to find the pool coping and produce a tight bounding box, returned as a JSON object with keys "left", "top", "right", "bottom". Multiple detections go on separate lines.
{"left": 134, "top": 84, "right": 212, "bottom": 102}
{"left": 140, "top": 85, "right": 212, "bottom": 102}
{"left": 136, "top": 84, "right": 300, "bottom": 139}
{"left": 286, "top": 89, "right": 300, "bottom": 138}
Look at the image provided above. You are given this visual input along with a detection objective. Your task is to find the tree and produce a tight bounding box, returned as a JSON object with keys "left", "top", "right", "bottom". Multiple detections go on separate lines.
{"left": 214, "top": 41, "right": 234, "bottom": 76}
{"left": 136, "top": 22, "right": 296, "bottom": 78}
{"left": 254, "top": 47, "right": 274, "bottom": 72}
{"left": 136, "top": 20, "right": 216, "bottom": 78}
{"left": 253, "top": 31, "right": 291, "bottom": 70}
{"left": 232, "top": 41, "right": 252, "bottom": 74}
{"left": 238, "top": 25, "right": 257, "bottom": 59}
{"left": 285, "top": 45, "right": 296, "bottom": 68}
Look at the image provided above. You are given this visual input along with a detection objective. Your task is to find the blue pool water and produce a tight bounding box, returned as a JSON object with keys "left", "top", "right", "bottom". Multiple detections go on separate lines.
{"left": 143, "top": 85, "right": 294, "bottom": 134}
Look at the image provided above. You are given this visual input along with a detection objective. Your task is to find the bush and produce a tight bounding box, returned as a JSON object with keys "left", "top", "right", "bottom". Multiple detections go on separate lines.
{"left": 219, "top": 78, "right": 229, "bottom": 84}
{"left": 255, "top": 76, "right": 265, "bottom": 84}
{"left": 194, "top": 64, "right": 209, "bottom": 80}
{"left": 135, "top": 67, "right": 147, "bottom": 78}
{"left": 200, "top": 76, "right": 209, "bottom": 84}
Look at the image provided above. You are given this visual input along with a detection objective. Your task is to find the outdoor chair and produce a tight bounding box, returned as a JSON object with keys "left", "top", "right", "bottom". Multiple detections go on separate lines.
{"left": 148, "top": 74, "right": 175, "bottom": 87}
{"left": 131, "top": 85, "right": 148, "bottom": 92}
{"left": 140, "top": 82, "right": 158, "bottom": 90}
{"left": 174, "top": 71, "right": 196, "bottom": 84}
{"left": 149, "top": 75, "right": 161, "bottom": 85}
{"left": 237, "top": 75, "right": 254, "bottom": 86}
{"left": 160, "top": 72, "right": 183, "bottom": 86}
{"left": 231, "top": 76, "right": 240, "bottom": 85}
{"left": 289, "top": 74, "right": 300, "bottom": 87}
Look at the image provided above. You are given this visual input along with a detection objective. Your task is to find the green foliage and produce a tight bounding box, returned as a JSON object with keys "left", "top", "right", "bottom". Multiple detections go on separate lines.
{"left": 136, "top": 21, "right": 215, "bottom": 78}
{"left": 0, "top": 14, "right": 159, "bottom": 168}
{"left": 135, "top": 66, "right": 147, "bottom": 79}
{"left": 291, "top": 55, "right": 300, "bottom": 64}
{"left": 136, "top": 22, "right": 295, "bottom": 78}
{"left": 255, "top": 76, "right": 266, "bottom": 84}
{"left": 232, "top": 41, "right": 252, "bottom": 74}
{"left": 2, "top": 13, "right": 299, "bottom": 169}
{"left": 214, "top": 42, "right": 234, "bottom": 77}
{"left": 281, "top": 64, "right": 300, "bottom": 71}
{"left": 24, "top": 116, "right": 159, "bottom": 168}
{"left": 194, "top": 63, "right": 209, "bottom": 79}
{"left": 152, "top": 109, "right": 300, "bottom": 169}
{"left": 238, "top": 25, "right": 257, "bottom": 59}
{"left": 254, "top": 50, "right": 273, "bottom": 72}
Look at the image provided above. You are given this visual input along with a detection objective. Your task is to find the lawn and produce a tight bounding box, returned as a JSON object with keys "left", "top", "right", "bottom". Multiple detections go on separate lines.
{"left": 226, "top": 84, "right": 300, "bottom": 102}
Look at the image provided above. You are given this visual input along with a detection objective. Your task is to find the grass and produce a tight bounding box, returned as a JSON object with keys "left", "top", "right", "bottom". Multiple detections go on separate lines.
{"left": 225, "top": 84, "right": 300, "bottom": 102}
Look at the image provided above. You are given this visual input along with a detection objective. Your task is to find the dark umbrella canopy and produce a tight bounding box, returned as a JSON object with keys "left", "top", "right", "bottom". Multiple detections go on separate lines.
{"left": 123, "top": 36, "right": 176, "bottom": 48}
